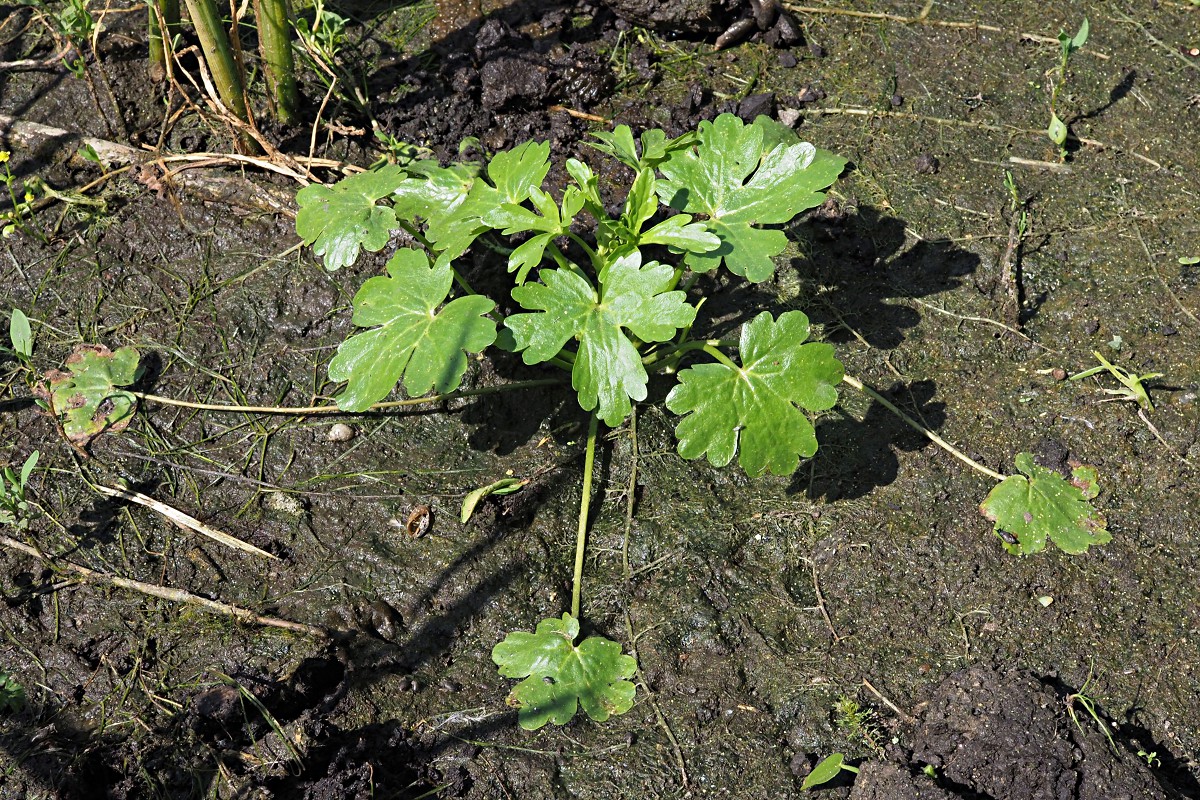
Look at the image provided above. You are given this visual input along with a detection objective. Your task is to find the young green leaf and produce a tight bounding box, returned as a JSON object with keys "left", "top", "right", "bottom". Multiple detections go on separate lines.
{"left": 979, "top": 453, "right": 1109, "bottom": 555}
{"left": 481, "top": 185, "right": 584, "bottom": 282}
{"left": 0, "top": 670, "right": 25, "bottom": 714}
{"left": 801, "top": 753, "right": 849, "bottom": 791}
{"left": 639, "top": 215, "right": 721, "bottom": 253}
{"left": 9, "top": 308, "right": 32, "bottom": 359}
{"left": 492, "top": 613, "right": 637, "bottom": 730}
{"left": 327, "top": 249, "right": 497, "bottom": 411}
{"left": 34, "top": 344, "right": 143, "bottom": 451}
{"left": 505, "top": 249, "right": 696, "bottom": 426}
{"left": 461, "top": 477, "right": 528, "bottom": 523}
{"left": 658, "top": 114, "right": 846, "bottom": 282}
{"left": 666, "top": 311, "right": 843, "bottom": 476}
{"left": 296, "top": 164, "right": 406, "bottom": 270}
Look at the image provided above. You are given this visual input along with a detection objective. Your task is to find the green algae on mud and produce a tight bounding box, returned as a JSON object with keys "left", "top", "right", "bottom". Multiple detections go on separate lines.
{"left": 1, "top": 0, "right": 1199, "bottom": 797}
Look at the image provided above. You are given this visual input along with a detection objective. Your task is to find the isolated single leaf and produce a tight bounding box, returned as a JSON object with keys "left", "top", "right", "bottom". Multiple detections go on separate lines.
{"left": 9, "top": 308, "right": 32, "bottom": 359}
{"left": 327, "top": 249, "right": 496, "bottom": 411}
{"left": 492, "top": 613, "right": 637, "bottom": 730}
{"left": 35, "top": 344, "right": 142, "bottom": 450}
{"left": 460, "top": 477, "right": 527, "bottom": 523}
{"left": 505, "top": 249, "right": 696, "bottom": 425}
{"left": 979, "top": 453, "right": 1109, "bottom": 555}
{"left": 658, "top": 113, "right": 846, "bottom": 281}
{"left": 666, "top": 311, "right": 843, "bottom": 476}
{"left": 801, "top": 753, "right": 847, "bottom": 791}
{"left": 296, "top": 164, "right": 406, "bottom": 270}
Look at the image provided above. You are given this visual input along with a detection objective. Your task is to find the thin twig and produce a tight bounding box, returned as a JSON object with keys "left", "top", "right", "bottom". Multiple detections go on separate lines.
{"left": 134, "top": 378, "right": 565, "bottom": 415}
{"left": 1130, "top": 222, "right": 1198, "bottom": 327}
{"left": 91, "top": 484, "right": 278, "bottom": 560}
{"left": 805, "top": 556, "right": 841, "bottom": 642}
{"left": 842, "top": 374, "right": 1007, "bottom": 482}
{"left": 861, "top": 678, "right": 917, "bottom": 725}
{"left": 0, "top": 534, "right": 333, "bottom": 638}
{"left": 909, "top": 298, "right": 1053, "bottom": 351}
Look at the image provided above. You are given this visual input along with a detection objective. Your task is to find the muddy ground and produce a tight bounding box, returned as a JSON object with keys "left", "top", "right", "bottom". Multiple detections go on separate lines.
{"left": 1, "top": 0, "right": 1199, "bottom": 797}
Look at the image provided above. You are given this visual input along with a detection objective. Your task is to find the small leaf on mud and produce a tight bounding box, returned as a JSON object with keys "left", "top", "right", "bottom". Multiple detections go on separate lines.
{"left": 801, "top": 753, "right": 846, "bottom": 791}
{"left": 9, "top": 308, "right": 32, "bottom": 359}
{"left": 296, "top": 165, "right": 407, "bottom": 271}
{"left": 666, "top": 311, "right": 843, "bottom": 476}
{"left": 492, "top": 613, "right": 637, "bottom": 730}
{"left": 327, "top": 249, "right": 497, "bottom": 411}
{"left": 979, "top": 453, "right": 1109, "bottom": 556}
{"left": 460, "top": 477, "right": 527, "bottom": 523}
{"left": 657, "top": 113, "right": 846, "bottom": 282}
{"left": 35, "top": 344, "right": 142, "bottom": 451}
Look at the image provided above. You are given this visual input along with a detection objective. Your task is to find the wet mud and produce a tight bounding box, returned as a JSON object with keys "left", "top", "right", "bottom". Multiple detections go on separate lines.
{"left": 1, "top": 0, "right": 1199, "bottom": 798}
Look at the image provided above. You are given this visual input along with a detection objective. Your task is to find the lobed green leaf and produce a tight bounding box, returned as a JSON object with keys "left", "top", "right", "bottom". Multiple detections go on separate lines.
{"left": 296, "top": 165, "right": 407, "bottom": 271}
{"left": 666, "top": 311, "right": 843, "bottom": 476}
{"left": 327, "top": 249, "right": 496, "bottom": 411}
{"left": 492, "top": 613, "right": 637, "bottom": 730}
{"left": 979, "top": 453, "right": 1109, "bottom": 555}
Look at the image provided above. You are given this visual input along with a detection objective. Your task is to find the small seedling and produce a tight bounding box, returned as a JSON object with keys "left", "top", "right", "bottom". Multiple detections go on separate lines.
{"left": 1066, "top": 666, "right": 1118, "bottom": 753}
{"left": 834, "top": 696, "right": 885, "bottom": 755}
{"left": 461, "top": 477, "right": 528, "bottom": 523}
{"left": 1137, "top": 750, "right": 1161, "bottom": 768}
{"left": 0, "top": 669, "right": 26, "bottom": 714}
{"left": 1069, "top": 350, "right": 1161, "bottom": 411}
{"left": 0, "top": 451, "right": 40, "bottom": 532}
{"left": 1046, "top": 18, "right": 1089, "bottom": 161}
{"left": 0, "top": 152, "right": 40, "bottom": 239}
{"left": 6, "top": 309, "right": 33, "bottom": 366}
{"left": 800, "top": 753, "right": 859, "bottom": 791}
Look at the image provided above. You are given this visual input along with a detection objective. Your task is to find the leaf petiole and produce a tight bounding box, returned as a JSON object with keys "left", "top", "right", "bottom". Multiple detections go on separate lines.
{"left": 701, "top": 343, "right": 740, "bottom": 371}
{"left": 571, "top": 413, "right": 600, "bottom": 620}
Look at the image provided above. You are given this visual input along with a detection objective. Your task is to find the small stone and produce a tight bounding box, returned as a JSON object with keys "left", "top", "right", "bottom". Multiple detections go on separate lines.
{"left": 777, "top": 51, "right": 798, "bottom": 68}
{"left": 1084, "top": 319, "right": 1101, "bottom": 335}
{"left": 795, "top": 85, "right": 825, "bottom": 104}
{"left": 327, "top": 422, "right": 355, "bottom": 442}
{"left": 737, "top": 92, "right": 776, "bottom": 122}
{"left": 1051, "top": 367, "right": 1067, "bottom": 381}
{"left": 890, "top": 93, "right": 904, "bottom": 107}
{"left": 809, "top": 43, "right": 825, "bottom": 58}
{"left": 777, "top": 108, "right": 801, "bottom": 127}
{"left": 914, "top": 153, "right": 939, "bottom": 174}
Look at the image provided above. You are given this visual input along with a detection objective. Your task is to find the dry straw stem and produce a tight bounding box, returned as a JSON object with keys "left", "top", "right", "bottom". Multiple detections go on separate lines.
{"left": 0, "top": 533, "right": 333, "bottom": 638}
{"left": 91, "top": 483, "right": 278, "bottom": 560}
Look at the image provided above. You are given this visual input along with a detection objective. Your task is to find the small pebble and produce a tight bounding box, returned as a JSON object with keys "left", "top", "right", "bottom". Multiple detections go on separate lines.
{"left": 327, "top": 422, "right": 355, "bottom": 442}
{"left": 914, "top": 153, "right": 939, "bottom": 174}
{"left": 890, "top": 93, "right": 904, "bottom": 107}
{"left": 777, "top": 51, "right": 798, "bottom": 68}
{"left": 1084, "top": 319, "right": 1100, "bottom": 335}
{"left": 1051, "top": 367, "right": 1067, "bottom": 381}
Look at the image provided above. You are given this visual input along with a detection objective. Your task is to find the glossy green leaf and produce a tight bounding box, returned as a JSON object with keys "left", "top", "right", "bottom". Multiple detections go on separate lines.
{"left": 505, "top": 249, "right": 696, "bottom": 425}
{"left": 801, "top": 753, "right": 847, "bottom": 791}
{"left": 35, "top": 344, "right": 143, "bottom": 450}
{"left": 296, "top": 165, "right": 406, "bottom": 270}
{"left": 639, "top": 215, "right": 721, "bottom": 253}
{"left": 666, "top": 311, "right": 843, "bottom": 476}
{"left": 8, "top": 308, "right": 32, "bottom": 359}
{"left": 492, "top": 613, "right": 637, "bottom": 730}
{"left": 979, "top": 453, "right": 1109, "bottom": 555}
{"left": 327, "top": 249, "right": 497, "bottom": 411}
{"left": 657, "top": 113, "right": 846, "bottom": 282}
{"left": 1047, "top": 112, "right": 1068, "bottom": 147}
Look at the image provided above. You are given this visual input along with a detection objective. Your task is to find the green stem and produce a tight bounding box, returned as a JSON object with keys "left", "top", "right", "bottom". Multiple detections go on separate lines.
{"left": 254, "top": 0, "right": 299, "bottom": 124}
{"left": 701, "top": 343, "right": 740, "bottom": 371}
{"left": 566, "top": 232, "right": 598, "bottom": 267}
{"left": 148, "top": 0, "right": 180, "bottom": 77}
{"left": 181, "top": 0, "right": 251, "bottom": 127}
{"left": 570, "top": 413, "right": 599, "bottom": 620}
{"left": 841, "top": 374, "right": 1006, "bottom": 482}
{"left": 642, "top": 338, "right": 738, "bottom": 370}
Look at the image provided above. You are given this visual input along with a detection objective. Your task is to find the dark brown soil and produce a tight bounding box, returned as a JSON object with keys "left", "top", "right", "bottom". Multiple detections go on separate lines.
{"left": 2, "top": 1, "right": 1199, "bottom": 798}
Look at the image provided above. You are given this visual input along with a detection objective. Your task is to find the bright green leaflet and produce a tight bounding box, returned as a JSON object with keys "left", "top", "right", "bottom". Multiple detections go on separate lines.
{"left": 657, "top": 113, "right": 847, "bottom": 282}
{"left": 37, "top": 345, "right": 142, "bottom": 449}
{"left": 801, "top": 753, "right": 858, "bottom": 791}
{"left": 8, "top": 308, "right": 32, "bottom": 359}
{"left": 460, "top": 477, "right": 526, "bottom": 523}
{"left": 296, "top": 164, "right": 406, "bottom": 271}
{"left": 505, "top": 249, "right": 696, "bottom": 426}
{"left": 481, "top": 185, "right": 585, "bottom": 283}
{"left": 979, "top": 453, "right": 1109, "bottom": 556}
{"left": 666, "top": 311, "right": 843, "bottom": 477}
{"left": 492, "top": 613, "right": 636, "bottom": 730}
{"left": 327, "top": 249, "right": 497, "bottom": 412}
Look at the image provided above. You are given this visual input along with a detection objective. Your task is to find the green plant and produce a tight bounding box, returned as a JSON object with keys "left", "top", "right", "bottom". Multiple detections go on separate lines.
{"left": 834, "top": 695, "right": 885, "bottom": 755}
{"left": 5, "top": 309, "right": 33, "bottom": 367}
{"left": 288, "top": 114, "right": 1112, "bottom": 727}
{"left": 0, "top": 451, "right": 40, "bottom": 532}
{"left": 800, "top": 753, "right": 859, "bottom": 791}
{"left": 1069, "top": 350, "right": 1161, "bottom": 411}
{"left": 1066, "top": 665, "right": 1118, "bottom": 753}
{"left": 0, "top": 669, "right": 26, "bottom": 714}
{"left": 0, "top": 152, "right": 39, "bottom": 239}
{"left": 1046, "top": 18, "right": 1089, "bottom": 161}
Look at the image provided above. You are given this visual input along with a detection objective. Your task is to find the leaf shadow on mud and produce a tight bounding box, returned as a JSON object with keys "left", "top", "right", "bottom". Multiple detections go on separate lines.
{"left": 793, "top": 380, "right": 946, "bottom": 501}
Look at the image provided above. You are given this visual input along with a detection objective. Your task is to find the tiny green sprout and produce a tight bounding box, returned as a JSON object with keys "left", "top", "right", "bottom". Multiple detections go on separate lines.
{"left": 1047, "top": 18, "right": 1089, "bottom": 161}
{"left": 1069, "top": 350, "right": 1161, "bottom": 411}
{"left": 460, "top": 477, "right": 528, "bottom": 523}
{"left": 0, "top": 450, "right": 40, "bottom": 532}
{"left": 0, "top": 669, "right": 26, "bottom": 714}
{"left": 922, "top": 764, "right": 937, "bottom": 778}
{"left": 1179, "top": 256, "right": 1199, "bottom": 266}
{"left": 1065, "top": 666, "right": 1118, "bottom": 753}
{"left": 1138, "top": 750, "right": 1161, "bottom": 768}
{"left": 7, "top": 308, "right": 33, "bottom": 364}
{"left": 800, "top": 753, "right": 860, "bottom": 791}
